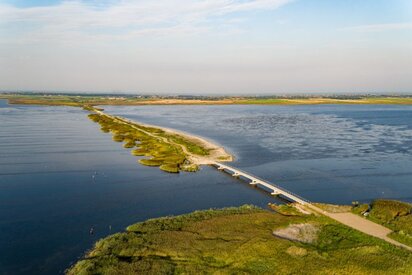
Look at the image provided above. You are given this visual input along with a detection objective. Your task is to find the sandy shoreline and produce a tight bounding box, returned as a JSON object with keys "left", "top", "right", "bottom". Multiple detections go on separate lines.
{"left": 148, "top": 124, "right": 233, "bottom": 165}
{"left": 96, "top": 109, "right": 233, "bottom": 165}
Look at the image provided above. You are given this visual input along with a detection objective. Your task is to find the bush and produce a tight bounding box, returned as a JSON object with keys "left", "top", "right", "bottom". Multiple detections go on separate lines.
{"left": 86, "top": 112, "right": 207, "bottom": 173}
{"left": 160, "top": 164, "right": 179, "bottom": 173}
{"left": 139, "top": 159, "right": 163, "bottom": 167}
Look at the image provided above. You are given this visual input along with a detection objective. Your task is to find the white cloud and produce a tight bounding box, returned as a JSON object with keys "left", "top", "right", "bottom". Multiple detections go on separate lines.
{"left": 0, "top": 0, "right": 293, "bottom": 41}
{"left": 342, "top": 22, "right": 412, "bottom": 32}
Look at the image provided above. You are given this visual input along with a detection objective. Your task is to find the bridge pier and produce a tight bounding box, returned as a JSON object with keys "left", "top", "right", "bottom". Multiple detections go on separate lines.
{"left": 211, "top": 162, "right": 309, "bottom": 205}
{"left": 250, "top": 180, "right": 258, "bottom": 185}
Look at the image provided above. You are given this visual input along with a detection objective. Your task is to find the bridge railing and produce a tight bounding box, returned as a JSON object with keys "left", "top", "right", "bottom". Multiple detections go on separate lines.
{"left": 213, "top": 162, "right": 310, "bottom": 204}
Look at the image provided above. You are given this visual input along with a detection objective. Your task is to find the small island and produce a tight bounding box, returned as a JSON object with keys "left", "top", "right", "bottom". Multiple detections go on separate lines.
{"left": 67, "top": 200, "right": 412, "bottom": 274}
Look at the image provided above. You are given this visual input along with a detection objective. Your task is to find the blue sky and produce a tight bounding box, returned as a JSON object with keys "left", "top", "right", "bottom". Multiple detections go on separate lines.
{"left": 0, "top": 0, "right": 411, "bottom": 94}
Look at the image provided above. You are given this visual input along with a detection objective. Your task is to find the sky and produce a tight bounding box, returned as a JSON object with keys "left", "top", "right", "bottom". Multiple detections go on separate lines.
{"left": 0, "top": 0, "right": 411, "bottom": 94}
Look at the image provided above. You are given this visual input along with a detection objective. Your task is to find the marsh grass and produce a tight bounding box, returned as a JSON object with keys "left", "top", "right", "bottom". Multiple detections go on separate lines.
{"left": 87, "top": 113, "right": 206, "bottom": 173}
{"left": 67, "top": 205, "right": 412, "bottom": 274}
{"left": 268, "top": 203, "right": 304, "bottom": 216}
{"left": 353, "top": 199, "right": 412, "bottom": 247}
{"left": 159, "top": 164, "right": 179, "bottom": 173}
{"left": 163, "top": 134, "right": 210, "bottom": 156}
{"left": 313, "top": 203, "right": 352, "bottom": 213}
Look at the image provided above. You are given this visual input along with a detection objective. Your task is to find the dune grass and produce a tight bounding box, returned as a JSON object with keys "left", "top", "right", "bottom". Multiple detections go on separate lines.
{"left": 67, "top": 205, "right": 412, "bottom": 274}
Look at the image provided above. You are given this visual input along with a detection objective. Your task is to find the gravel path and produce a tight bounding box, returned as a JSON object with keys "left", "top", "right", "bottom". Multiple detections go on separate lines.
{"left": 308, "top": 205, "right": 412, "bottom": 251}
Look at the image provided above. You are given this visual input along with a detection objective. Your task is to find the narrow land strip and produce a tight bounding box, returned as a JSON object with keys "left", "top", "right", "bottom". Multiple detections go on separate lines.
{"left": 94, "top": 109, "right": 233, "bottom": 165}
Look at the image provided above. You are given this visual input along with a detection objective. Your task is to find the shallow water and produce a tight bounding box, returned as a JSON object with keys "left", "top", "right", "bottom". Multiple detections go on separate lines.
{"left": 1, "top": 100, "right": 412, "bottom": 274}
{"left": 104, "top": 104, "right": 412, "bottom": 204}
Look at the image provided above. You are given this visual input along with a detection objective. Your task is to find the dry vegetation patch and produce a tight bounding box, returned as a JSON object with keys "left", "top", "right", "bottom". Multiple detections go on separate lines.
{"left": 273, "top": 223, "right": 320, "bottom": 244}
{"left": 286, "top": 246, "right": 308, "bottom": 257}
{"left": 314, "top": 203, "right": 352, "bottom": 213}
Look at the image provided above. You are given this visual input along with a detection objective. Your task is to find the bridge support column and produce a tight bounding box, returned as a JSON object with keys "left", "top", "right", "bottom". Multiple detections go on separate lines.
{"left": 250, "top": 180, "right": 258, "bottom": 185}
{"left": 217, "top": 166, "right": 225, "bottom": 171}
{"left": 232, "top": 173, "right": 240, "bottom": 177}
{"left": 271, "top": 191, "right": 281, "bottom": 196}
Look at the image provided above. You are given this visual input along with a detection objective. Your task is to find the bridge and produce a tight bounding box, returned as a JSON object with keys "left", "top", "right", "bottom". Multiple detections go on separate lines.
{"left": 211, "top": 162, "right": 309, "bottom": 205}
{"left": 211, "top": 161, "right": 412, "bottom": 251}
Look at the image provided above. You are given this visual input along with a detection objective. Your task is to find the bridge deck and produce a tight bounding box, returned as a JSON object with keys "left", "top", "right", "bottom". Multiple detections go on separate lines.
{"left": 212, "top": 162, "right": 309, "bottom": 205}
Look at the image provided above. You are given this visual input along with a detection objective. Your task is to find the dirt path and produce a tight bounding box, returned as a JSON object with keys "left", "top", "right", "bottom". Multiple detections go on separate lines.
{"left": 307, "top": 205, "right": 412, "bottom": 251}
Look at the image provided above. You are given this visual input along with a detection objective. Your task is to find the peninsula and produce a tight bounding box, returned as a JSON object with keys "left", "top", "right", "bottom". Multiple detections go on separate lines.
{"left": 68, "top": 200, "right": 412, "bottom": 274}
{"left": 87, "top": 107, "right": 232, "bottom": 173}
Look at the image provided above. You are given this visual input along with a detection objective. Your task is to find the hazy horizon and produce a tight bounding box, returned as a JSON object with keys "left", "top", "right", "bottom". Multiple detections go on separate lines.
{"left": 3, "top": 90, "right": 412, "bottom": 97}
{"left": 1, "top": 0, "right": 411, "bottom": 94}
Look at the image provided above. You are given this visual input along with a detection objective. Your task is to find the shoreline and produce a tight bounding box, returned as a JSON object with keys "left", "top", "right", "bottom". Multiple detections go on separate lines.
{"left": 95, "top": 109, "right": 233, "bottom": 166}
{"left": 128, "top": 119, "right": 233, "bottom": 165}
{"left": 2, "top": 94, "right": 412, "bottom": 107}
{"left": 135, "top": 121, "right": 233, "bottom": 165}
{"left": 68, "top": 200, "right": 412, "bottom": 274}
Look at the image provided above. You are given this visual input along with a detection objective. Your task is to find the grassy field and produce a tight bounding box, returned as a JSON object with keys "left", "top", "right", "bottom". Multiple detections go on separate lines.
{"left": 353, "top": 200, "right": 412, "bottom": 247}
{"left": 87, "top": 111, "right": 208, "bottom": 173}
{"left": 1, "top": 94, "right": 155, "bottom": 106}
{"left": 2, "top": 94, "right": 412, "bottom": 106}
{"left": 67, "top": 204, "right": 412, "bottom": 275}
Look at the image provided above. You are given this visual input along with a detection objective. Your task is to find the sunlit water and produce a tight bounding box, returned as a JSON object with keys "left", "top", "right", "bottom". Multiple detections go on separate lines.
{"left": 1, "top": 100, "right": 412, "bottom": 274}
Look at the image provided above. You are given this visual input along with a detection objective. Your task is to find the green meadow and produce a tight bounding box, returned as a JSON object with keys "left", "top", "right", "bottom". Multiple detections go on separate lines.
{"left": 353, "top": 200, "right": 412, "bottom": 247}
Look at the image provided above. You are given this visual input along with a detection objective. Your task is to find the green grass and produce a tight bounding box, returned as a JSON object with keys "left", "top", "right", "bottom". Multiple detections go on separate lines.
{"left": 314, "top": 203, "right": 352, "bottom": 213}
{"left": 67, "top": 205, "right": 412, "bottom": 274}
{"left": 180, "top": 163, "right": 199, "bottom": 172}
{"left": 159, "top": 164, "right": 180, "bottom": 173}
{"left": 123, "top": 139, "right": 136, "bottom": 148}
{"left": 268, "top": 203, "right": 304, "bottom": 216}
{"left": 138, "top": 159, "right": 163, "bottom": 167}
{"left": 131, "top": 148, "right": 148, "bottom": 156}
{"left": 87, "top": 112, "right": 206, "bottom": 173}
{"left": 163, "top": 134, "right": 210, "bottom": 156}
{"left": 113, "top": 116, "right": 209, "bottom": 159}
{"left": 353, "top": 199, "right": 412, "bottom": 247}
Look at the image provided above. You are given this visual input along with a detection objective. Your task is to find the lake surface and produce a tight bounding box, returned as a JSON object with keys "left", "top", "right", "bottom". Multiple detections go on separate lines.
{"left": 1, "top": 100, "right": 412, "bottom": 274}
{"left": 104, "top": 104, "right": 412, "bottom": 204}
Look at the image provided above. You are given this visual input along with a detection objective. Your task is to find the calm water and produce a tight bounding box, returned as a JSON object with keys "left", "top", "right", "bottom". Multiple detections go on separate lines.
{"left": 104, "top": 104, "right": 412, "bottom": 204}
{"left": 1, "top": 100, "right": 412, "bottom": 274}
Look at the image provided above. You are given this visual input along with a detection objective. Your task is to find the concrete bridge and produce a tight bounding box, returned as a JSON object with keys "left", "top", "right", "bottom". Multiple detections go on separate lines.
{"left": 211, "top": 162, "right": 412, "bottom": 251}
{"left": 212, "top": 162, "right": 309, "bottom": 205}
